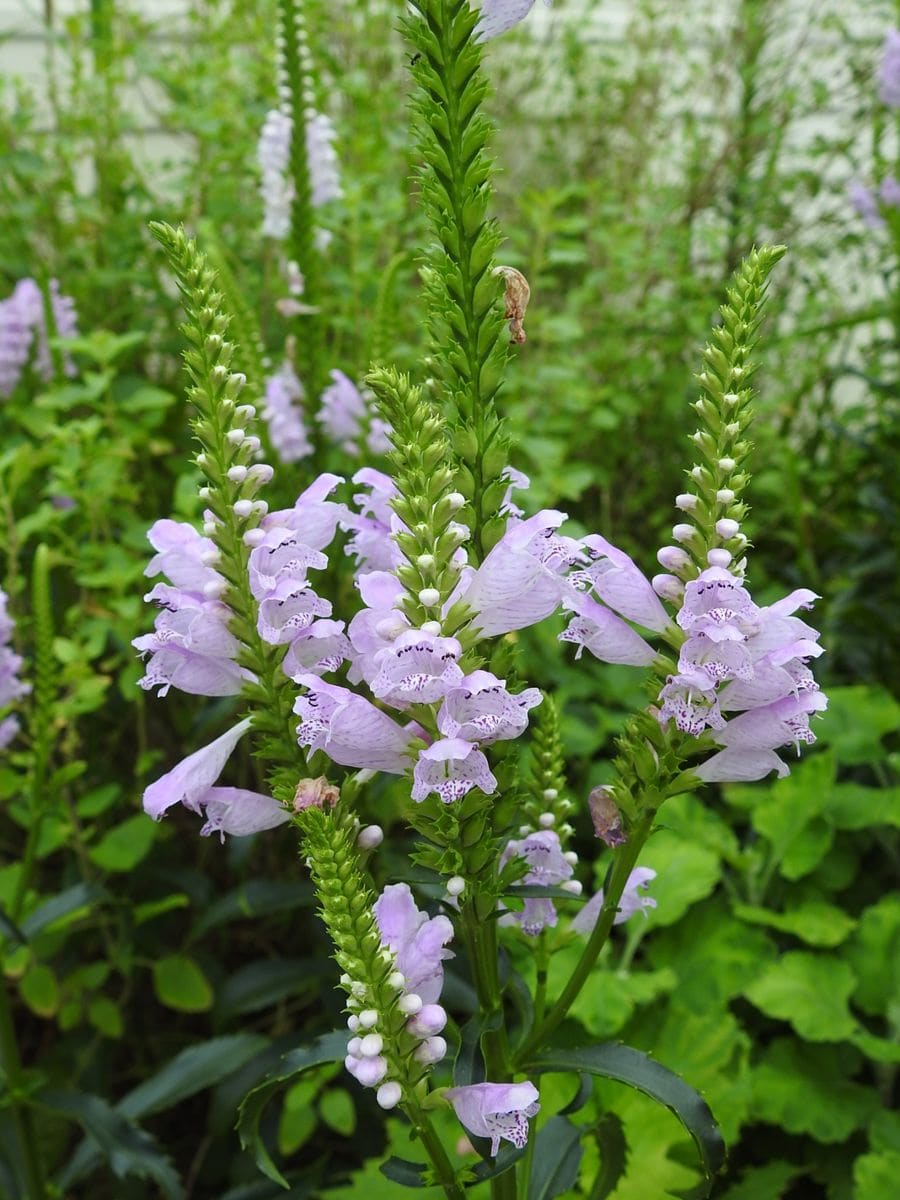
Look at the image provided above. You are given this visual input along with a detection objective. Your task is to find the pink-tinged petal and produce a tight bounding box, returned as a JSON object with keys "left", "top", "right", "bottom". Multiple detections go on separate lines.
{"left": 575, "top": 534, "right": 669, "bottom": 631}
{"left": 357, "top": 570, "right": 405, "bottom": 610}
{"left": 764, "top": 588, "right": 820, "bottom": 619}
{"left": 445, "top": 1082, "right": 540, "bottom": 1156}
{"left": 248, "top": 528, "right": 329, "bottom": 599}
{"left": 694, "top": 747, "right": 791, "bottom": 783}
{"left": 282, "top": 620, "right": 351, "bottom": 677}
{"left": 199, "top": 786, "right": 289, "bottom": 839}
{"left": 370, "top": 630, "right": 464, "bottom": 706}
{"left": 145, "top": 519, "right": 219, "bottom": 591}
{"left": 679, "top": 633, "right": 753, "bottom": 685}
{"left": 263, "top": 472, "right": 346, "bottom": 548}
{"left": 143, "top": 717, "right": 252, "bottom": 820}
{"left": 374, "top": 883, "right": 454, "bottom": 1004}
{"left": 257, "top": 580, "right": 332, "bottom": 644}
{"left": 293, "top": 674, "right": 416, "bottom": 773}
{"left": 437, "top": 673, "right": 542, "bottom": 743}
{"left": 560, "top": 591, "right": 657, "bottom": 667}
{"left": 411, "top": 738, "right": 497, "bottom": 803}
{"left": 476, "top": 1, "right": 540, "bottom": 42}
{"left": 571, "top": 867, "right": 657, "bottom": 934}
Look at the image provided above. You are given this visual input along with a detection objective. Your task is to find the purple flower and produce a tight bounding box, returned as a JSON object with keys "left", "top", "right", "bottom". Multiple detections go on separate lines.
{"left": 560, "top": 589, "right": 658, "bottom": 667}
{"left": 282, "top": 619, "right": 352, "bottom": 677}
{"left": 257, "top": 108, "right": 341, "bottom": 241}
{"left": 500, "top": 830, "right": 572, "bottom": 935}
{"left": 658, "top": 673, "right": 726, "bottom": 736}
{"left": 461, "top": 510, "right": 578, "bottom": 637}
{"left": 570, "top": 534, "right": 669, "bottom": 632}
{"left": 373, "top": 883, "right": 454, "bottom": 1004}
{"left": 257, "top": 579, "right": 333, "bottom": 645}
{"left": 261, "top": 361, "right": 312, "bottom": 463}
{"left": 437, "top": 671, "right": 542, "bottom": 743}
{"left": 0, "top": 589, "right": 29, "bottom": 748}
{"left": 445, "top": 1082, "right": 540, "bottom": 1156}
{"left": 849, "top": 182, "right": 884, "bottom": 229}
{"left": 694, "top": 689, "right": 828, "bottom": 782}
{"left": 880, "top": 29, "right": 900, "bottom": 107}
{"left": 0, "top": 278, "right": 78, "bottom": 396}
{"left": 344, "top": 468, "right": 404, "bottom": 575}
{"left": 676, "top": 567, "right": 758, "bottom": 642}
{"left": 143, "top": 717, "right": 253, "bottom": 821}
{"left": 305, "top": 112, "right": 342, "bottom": 207}
{"left": 571, "top": 867, "right": 657, "bottom": 935}
{"left": 134, "top": 589, "right": 246, "bottom": 697}
{"left": 346, "top": 571, "right": 410, "bottom": 684}
{"left": 199, "top": 786, "right": 290, "bottom": 840}
{"left": 248, "top": 528, "right": 329, "bottom": 601}
{"left": 411, "top": 738, "right": 497, "bottom": 803}
{"left": 318, "top": 370, "right": 367, "bottom": 454}
{"left": 293, "top": 674, "right": 417, "bottom": 772}
{"left": 369, "top": 630, "right": 464, "bottom": 707}
{"left": 881, "top": 176, "right": 900, "bottom": 208}
{"left": 262, "top": 472, "right": 346, "bottom": 550}
{"left": 476, "top": 0, "right": 551, "bottom": 42}
{"left": 144, "top": 520, "right": 221, "bottom": 592}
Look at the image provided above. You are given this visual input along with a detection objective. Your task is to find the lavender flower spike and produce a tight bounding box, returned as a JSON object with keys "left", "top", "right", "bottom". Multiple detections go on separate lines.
{"left": 0, "top": 588, "right": 29, "bottom": 749}
{"left": 445, "top": 1082, "right": 540, "bottom": 1155}
{"left": 476, "top": 1, "right": 551, "bottom": 42}
{"left": 880, "top": 29, "right": 900, "bottom": 107}
{"left": 143, "top": 717, "right": 253, "bottom": 820}
{"left": 499, "top": 830, "right": 572, "bottom": 935}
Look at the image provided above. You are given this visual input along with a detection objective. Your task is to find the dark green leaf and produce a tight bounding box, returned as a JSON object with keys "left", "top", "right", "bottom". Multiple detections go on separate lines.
{"left": 526, "top": 1043, "right": 726, "bottom": 1187}
{"left": 120, "top": 1034, "right": 269, "bottom": 1120}
{"left": 454, "top": 1008, "right": 502, "bottom": 1086}
{"left": 560, "top": 1074, "right": 593, "bottom": 1116}
{"left": 20, "top": 883, "right": 106, "bottom": 939}
{"left": 238, "top": 1032, "right": 347, "bottom": 1188}
{"left": 44, "top": 1089, "right": 182, "bottom": 1199}
{"left": 591, "top": 1113, "right": 628, "bottom": 1200}
{"left": 380, "top": 1157, "right": 428, "bottom": 1188}
{"left": 528, "top": 1115, "right": 582, "bottom": 1200}
{"left": 217, "top": 959, "right": 321, "bottom": 1019}
{"left": 191, "top": 880, "right": 315, "bottom": 940}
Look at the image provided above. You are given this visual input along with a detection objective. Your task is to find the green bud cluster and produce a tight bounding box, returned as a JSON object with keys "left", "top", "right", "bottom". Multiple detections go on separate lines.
{"left": 276, "top": 0, "right": 325, "bottom": 407}
{"left": 367, "top": 367, "right": 469, "bottom": 631}
{"left": 294, "top": 802, "right": 427, "bottom": 1093}
{"left": 402, "top": 0, "right": 513, "bottom": 562}
{"left": 201, "top": 224, "right": 269, "bottom": 409}
{"left": 519, "top": 695, "right": 575, "bottom": 846}
{"left": 662, "top": 245, "right": 786, "bottom": 582}
{"left": 150, "top": 222, "right": 302, "bottom": 766}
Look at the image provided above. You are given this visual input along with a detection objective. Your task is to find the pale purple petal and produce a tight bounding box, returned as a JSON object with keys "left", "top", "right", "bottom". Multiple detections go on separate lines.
{"left": 248, "top": 527, "right": 329, "bottom": 599}
{"left": 560, "top": 590, "right": 657, "bottom": 667}
{"left": 445, "top": 1082, "right": 540, "bottom": 1156}
{"left": 293, "top": 674, "right": 416, "bottom": 772}
{"left": 476, "top": 0, "right": 541, "bottom": 42}
{"left": 282, "top": 620, "right": 351, "bottom": 677}
{"left": 374, "top": 883, "right": 454, "bottom": 1005}
{"left": 571, "top": 868, "right": 657, "bottom": 934}
{"left": 370, "top": 631, "right": 464, "bottom": 707}
{"left": 437, "top": 671, "right": 542, "bottom": 743}
{"left": 199, "top": 787, "right": 290, "bottom": 840}
{"left": 411, "top": 738, "right": 497, "bottom": 804}
{"left": 573, "top": 534, "right": 669, "bottom": 631}
{"left": 143, "top": 717, "right": 253, "bottom": 820}
{"left": 257, "top": 579, "right": 332, "bottom": 644}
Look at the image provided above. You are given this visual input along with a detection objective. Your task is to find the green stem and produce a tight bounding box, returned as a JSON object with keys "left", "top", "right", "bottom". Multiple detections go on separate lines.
{"left": 0, "top": 978, "right": 46, "bottom": 1200}
{"left": 514, "top": 812, "right": 656, "bottom": 1065}
{"left": 404, "top": 1099, "right": 466, "bottom": 1200}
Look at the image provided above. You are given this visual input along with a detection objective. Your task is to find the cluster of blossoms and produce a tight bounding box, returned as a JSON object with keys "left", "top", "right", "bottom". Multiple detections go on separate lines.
{"left": 0, "top": 589, "right": 29, "bottom": 750}
{"left": 847, "top": 29, "right": 900, "bottom": 228}
{"left": 257, "top": 106, "right": 341, "bottom": 243}
{"left": 0, "top": 278, "right": 78, "bottom": 397}
{"left": 880, "top": 27, "right": 900, "bottom": 107}
{"left": 317, "top": 370, "right": 392, "bottom": 458}
{"left": 261, "top": 359, "right": 313, "bottom": 463}
{"left": 343, "top": 883, "right": 453, "bottom": 1103}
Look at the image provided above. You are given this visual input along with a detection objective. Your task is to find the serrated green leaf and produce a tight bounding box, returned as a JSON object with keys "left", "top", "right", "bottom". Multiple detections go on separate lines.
{"left": 852, "top": 1150, "right": 900, "bottom": 1200}
{"left": 718, "top": 1161, "right": 802, "bottom": 1200}
{"left": 844, "top": 894, "right": 900, "bottom": 1015}
{"left": 817, "top": 686, "right": 900, "bottom": 765}
{"left": 743, "top": 951, "right": 857, "bottom": 1040}
{"left": 638, "top": 832, "right": 721, "bottom": 927}
{"left": 526, "top": 1042, "right": 726, "bottom": 1185}
{"left": 237, "top": 1031, "right": 347, "bottom": 1187}
{"left": 152, "top": 955, "right": 213, "bottom": 1013}
{"left": 591, "top": 1112, "right": 628, "bottom": 1200}
{"left": 529, "top": 1115, "right": 582, "bottom": 1200}
{"left": 749, "top": 1039, "right": 877, "bottom": 1142}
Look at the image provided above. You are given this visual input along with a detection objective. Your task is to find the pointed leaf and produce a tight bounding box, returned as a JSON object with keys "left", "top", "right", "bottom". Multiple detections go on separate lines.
{"left": 591, "top": 1113, "right": 628, "bottom": 1200}
{"left": 237, "top": 1031, "right": 347, "bottom": 1187}
{"left": 526, "top": 1043, "right": 726, "bottom": 1188}
{"left": 528, "top": 1115, "right": 582, "bottom": 1200}
{"left": 380, "top": 1157, "right": 428, "bottom": 1188}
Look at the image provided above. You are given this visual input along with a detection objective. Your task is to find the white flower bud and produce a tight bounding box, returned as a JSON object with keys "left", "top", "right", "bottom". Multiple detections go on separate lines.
{"left": 339, "top": 973, "right": 351, "bottom": 986}
{"left": 358, "top": 1009, "right": 379, "bottom": 1029}
{"left": 691, "top": 465, "right": 704, "bottom": 481}
{"left": 247, "top": 464, "right": 274, "bottom": 485}
{"left": 359, "top": 1033, "right": 384, "bottom": 1058}
{"left": 417, "top": 553, "right": 435, "bottom": 570}
{"left": 657, "top": 546, "right": 689, "bottom": 570}
{"left": 347, "top": 1037, "right": 362, "bottom": 1056}
{"left": 236, "top": 405, "right": 256, "bottom": 421}
{"left": 418, "top": 587, "right": 441, "bottom": 607}
{"left": 672, "top": 524, "right": 695, "bottom": 543}
{"left": 725, "top": 422, "right": 740, "bottom": 437}
{"left": 347, "top": 1015, "right": 360, "bottom": 1032}
{"left": 226, "top": 428, "right": 245, "bottom": 444}
{"left": 446, "top": 876, "right": 466, "bottom": 897}
{"left": 559, "top": 823, "right": 574, "bottom": 837}
{"left": 446, "top": 492, "right": 466, "bottom": 511}
{"left": 408, "top": 1004, "right": 447, "bottom": 1037}
{"left": 564, "top": 851, "right": 579, "bottom": 865}
{"left": 350, "top": 980, "right": 368, "bottom": 999}
{"left": 243, "top": 528, "right": 265, "bottom": 547}
{"left": 227, "top": 466, "right": 248, "bottom": 483}
{"left": 675, "top": 493, "right": 698, "bottom": 511}
{"left": 542, "top": 788, "right": 558, "bottom": 801}
{"left": 518, "top": 825, "right": 532, "bottom": 836}
{"left": 233, "top": 500, "right": 253, "bottom": 518}
{"left": 652, "top": 573, "right": 684, "bottom": 601}
{"left": 377, "top": 1082, "right": 402, "bottom": 1110}
{"left": 538, "top": 812, "right": 555, "bottom": 828}
{"left": 723, "top": 391, "right": 740, "bottom": 406}
{"left": 716, "top": 489, "right": 735, "bottom": 504}
{"left": 196, "top": 453, "right": 208, "bottom": 468}
{"left": 561, "top": 880, "right": 583, "bottom": 895}
{"left": 420, "top": 620, "right": 442, "bottom": 636}
{"left": 707, "top": 548, "right": 732, "bottom": 567}
{"left": 399, "top": 993, "right": 423, "bottom": 1015}
{"left": 202, "top": 521, "right": 218, "bottom": 537}
{"left": 244, "top": 435, "right": 261, "bottom": 453}
{"left": 252, "top": 500, "right": 268, "bottom": 516}
{"left": 198, "top": 486, "right": 210, "bottom": 500}
{"left": 357, "top": 824, "right": 383, "bottom": 850}
{"left": 414, "top": 1036, "right": 447, "bottom": 1064}
{"left": 718, "top": 457, "right": 736, "bottom": 471}
{"left": 387, "top": 971, "right": 406, "bottom": 990}
{"left": 716, "top": 519, "right": 740, "bottom": 539}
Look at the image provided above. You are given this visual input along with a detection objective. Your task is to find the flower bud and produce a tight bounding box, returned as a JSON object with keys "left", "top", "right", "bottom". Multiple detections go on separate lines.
{"left": 408, "top": 1004, "right": 447, "bottom": 1037}
{"left": 387, "top": 971, "right": 406, "bottom": 990}
{"left": 247, "top": 464, "right": 274, "bottom": 485}
{"left": 716, "top": 488, "right": 735, "bottom": 504}
{"left": 359, "top": 1033, "right": 384, "bottom": 1058}
{"left": 716, "top": 519, "right": 740, "bottom": 539}
{"left": 718, "top": 457, "right": 736, "bottom": 471}
{"left": 236, "top": 404, "right": 256, "bottom": 421}
{"left": 588, "top": 786, "right": 627, "bottom": 847}
{"left": 293, "top": 776, "right": 340, "bottom": 812}
{"left": 243, "top": 528, "right": 265, "bottom": 547}
{"left": 414, "top": 1036, "right": 447, "bottom": 1065}
{"left": 398, "top": 993, "right": 423, "bottom": 1015}
{"left": 672, "top": 524, "right": 695, "bottom": 543}
{"left": 233, "top": 500, "right": 253, "bottom": 518}
{"left": 445, "top": 876, "right": 466, "bottom": 897}
{"left": 355, "top": 1055, "right": 387, "bottom": 1087}
{"left": 243, "top": 435, "right": 261, "bottom": 453}
{"left": 417, "top": 553, "right": 435, "bottom": 570}
{"left": 561, "top": 880, "right": 583, "bottom": 895}
{"left": 358, "top": 1009, "right": 378, "bottom": 1029}
{"left": 418, "top": 587, "right": 441, "bottom": 607}
{"left": 198, "top": 486, "right": 210, "bottom": 500}
{"left": 420, "top": 620, "right": 442, "bottom": 636}
{"left": 564, "top": 851, "right": 579, "bottom": 865}
{"left": 675, "top": 493, "right": 698, "bottom": 511}
{"left": 652, "top": 573, "right": 683, "bottom": 601}
{"left": 227, "top": 466, "right": 248, "bottom": 483}
{"left": 446, "top": 492, "right": 465, "bottom": 511}
{"left": 538, "top": 812, "right": 555, "bottom": 827}
{"left": 357, "top": 824, "right": 384, "bottom": 850}
{"left": 377, "top": 1081, "right": 402, "bottom": 1109}
{"left": 347, "top": 1015, "right": 360, "bottom": 1032}
{"left": 542, "top": 788, "right": 558, "bottom": 801}
{"left": 707, "top": 548, "right": 732, "bottom": 567}
{"left": 657, "top": 546, "right": 689, "bottom": 571}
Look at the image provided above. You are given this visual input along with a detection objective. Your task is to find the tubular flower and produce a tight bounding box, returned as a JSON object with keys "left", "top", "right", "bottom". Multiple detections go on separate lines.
{"left": 258, "top": 108, "right": 341, "bottom": 241}
{"left": 411, "top": 738, "right": 497, "bottom": 804}
{"left": 499, "top": 830, "right": 573, "bottom": 935}
{"left": 261, "top": 361, "right": 313, "bottom": 463}
{"left": 0, "top": 278, "right": 78, "bottom": 396}
{"left": 445, "top": 1082, "right": 540, "bottom": 1155}
{"left": 294, "top": 674, "right": 417, "bottom": 773}
{"left": 571, "top": 867, "right": 657, "bottom": 934}
{"left": 476, "top": 0, "right": 551, "bottom": 42}
{"left": 437, "top": 671, "right": 542, "bottom": 743}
